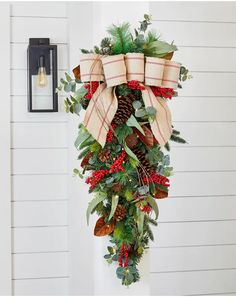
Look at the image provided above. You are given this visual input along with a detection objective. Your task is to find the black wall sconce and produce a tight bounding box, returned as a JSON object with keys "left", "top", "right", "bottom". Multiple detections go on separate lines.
{"left": 27, "top": 38, "right": 58, "bottom": 112}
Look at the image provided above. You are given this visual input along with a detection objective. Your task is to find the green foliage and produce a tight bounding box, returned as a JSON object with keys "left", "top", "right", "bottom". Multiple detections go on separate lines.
{"left": 115, "top": 124, "right": 133, "bottom": 143}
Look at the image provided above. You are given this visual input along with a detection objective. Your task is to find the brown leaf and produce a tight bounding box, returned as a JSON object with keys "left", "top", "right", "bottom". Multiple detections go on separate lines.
{"left": 81, "top": 152, "right": 93, "bottom": 168}
{"left": 135, "top": 125, "right": 154, "bottom": 147}
{"left": 73, "top": 65, "right": 81, "bottom": 80}
{"left": 94, "top": 216, "right": 115, "bottom": 236}
{"left": 154, "top": 188, "right": 168, "bottom": 199}
{"left": 163, "top": 52, "right": 174, "bottom": 61}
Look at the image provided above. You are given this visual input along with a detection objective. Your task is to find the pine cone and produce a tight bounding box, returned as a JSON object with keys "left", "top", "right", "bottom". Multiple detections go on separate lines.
{"left": 112, "top": 94, "right": 135, "bottom": 125}
{"left": 132, "top": 147, "right": 153, "bottom": 177}
{"left": 98, "top": 150, "right": 111, "bottom": 162}
{"left": 125, "top": 133, "right": 139, "bottom": 149}
{"left": 114, "top": 204, "right": 126, "bottom": 221}
{"left": 111, "top": 182, "right": 123, "bottom": 193}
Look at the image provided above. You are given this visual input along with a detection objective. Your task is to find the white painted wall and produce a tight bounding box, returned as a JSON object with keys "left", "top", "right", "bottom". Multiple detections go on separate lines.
{"left": 149, "top": 1, "right": 236, "bottom": 295}
{"left": 10, "top": 2, "right": 69, "bottom": 295}
{"left": 2, "top": 1, "right": 236, "bottom": 296}
{"left": 0, "top": 3, "right": 12, "bottom": 295}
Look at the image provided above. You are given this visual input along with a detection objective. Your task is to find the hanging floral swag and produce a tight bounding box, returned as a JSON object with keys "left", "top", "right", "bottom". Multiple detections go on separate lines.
{"left": 58, "top": 14, "right": 191, "bottom": 286}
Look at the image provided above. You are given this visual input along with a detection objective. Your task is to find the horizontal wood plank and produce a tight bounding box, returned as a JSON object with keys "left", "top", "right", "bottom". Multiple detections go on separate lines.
{"left": 11, "top": 96, "right": 67, "bottom": 122}
{"left": 171, "top": 147, "right": 236, "bottom": 172}
{"left": 11, "top": 2, "right": 67, "bottom": 18}
{"left": 178, "top": 73, "right": 236, "bottom": 97}
{"left": 150, "top": 2, "right": 236, "bottom": 22}
{"left": 11, "top": 43, "right": 68, "bottom": 70}
{"left": 170, "top": 172, "right": 236, "bottom": 197}
{"left": 11, "top": 17, "right": 67, "bottom": 43}
{"left": 171, "top": 97, "right": 236, "bottom": 122}
{"left": 171, "top": 122, "right": 236, "bottom": 147}
{"left": 13, "top": 252, "right": 68, "bottom": 279}
{"left": 157, "top": 196, "right": 236, "bottom": 222}
{"left": 12, "top": 149, "right": 68, "bottom": 174}
{"left": 175, "top": 47, "right": 236, "bottom": 72}
{"left": 12, "top": 174, "right": 67, "bottom": 201}
{"left": 152, "top": 221, "right": 236, "bottom": 247}
{"left": 13, "top": 277, "right": 68, "bottom": 296}
{"left": 12, "top": 123, "right": 68, "bottom": 148}
{"left": 151, "top": 269, "right": 236, "bottom": 295}
{"left": 13, "top": 226, "right": 68, "bottom": 253}
{"left": 13, "top": 201, "right": 68, "bottom": 227}
{"left": 151, "top": 245, "right": 236, "bottom": 272}
{"left": 152, "top": 21, "right": 236, "bottom": 47}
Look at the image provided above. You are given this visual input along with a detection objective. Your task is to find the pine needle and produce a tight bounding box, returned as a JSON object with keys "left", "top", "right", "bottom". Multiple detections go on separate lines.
{"left": 107, "top": 22, "right": 134, "bottom": 54}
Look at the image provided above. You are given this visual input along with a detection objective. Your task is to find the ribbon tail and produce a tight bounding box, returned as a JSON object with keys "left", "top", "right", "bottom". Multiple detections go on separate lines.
{"left": 83, "top": 83, "right": 118, "bottom": 147}
{"left": 141, "top": 86, "right": 172, "bottom": 146}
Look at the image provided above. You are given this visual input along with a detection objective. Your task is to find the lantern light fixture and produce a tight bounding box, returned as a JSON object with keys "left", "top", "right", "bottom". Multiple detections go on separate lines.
{"left": 27, "top": 38, "right": 58, "bottom": 112}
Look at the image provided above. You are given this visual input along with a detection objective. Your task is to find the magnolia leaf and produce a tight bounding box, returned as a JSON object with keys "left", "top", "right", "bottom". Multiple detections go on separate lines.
{"left": 162, "top": 51, "right": 174, "bottom": 60}
{"left": 73, "top": 65, "right": 81, "bottom": 80}
{"left": 108, "top": 195, "right": 119, "bottom": 221}
{"left": 126, "top": 115, "right": 145, "bottom": 135}
{"left": 94, "top": 216, "right": 115, "bottom": 236}
{"left": 136, "top": 209, "right": 145, "bottom": 236}
{"left": 146, "top": 195, "right": 159, "bottom": 219}
{"left": 86, "top": 193, "right": 107, "bottom": 225}
{"left": 74, "top": 129, "right": 90, "bottom": 149}
{"left": 124, "top": 143, "right": 139, "bottom": 162}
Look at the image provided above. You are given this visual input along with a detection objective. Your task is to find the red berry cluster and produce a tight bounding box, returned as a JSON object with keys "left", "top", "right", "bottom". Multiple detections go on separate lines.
{"left": 118, "top": 243, "right": 129, "bottom": 267}
{"left": 84, "top": 81, "right": 99, "bottom": 100}
{"left": 109, "top": 151, "right": 126, "bottom": 173}
{"left": 85, "top": 169, "right": 109, "bottom": 189}
{"left": 143, "top": 172, "right": 170, "bottom": 187}
{"left": 151, "top": 86, "right": 175, "bottom": 99}
{"left": 127, "top": 80, "right": 145, "bottom": 90}
{"left": 106, "top": 124, "right": 117, "bottom": 143}
{"left": 141, "top": 205, "right": 151, "bottom": 214}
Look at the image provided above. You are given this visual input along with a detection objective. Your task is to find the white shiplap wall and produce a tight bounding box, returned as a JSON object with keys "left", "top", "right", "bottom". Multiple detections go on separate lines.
{"left": 10, "top": 2, "right": 69, "bottom": 295}
{"left": 149, "top": 2, "right": 236, "bottom": 295}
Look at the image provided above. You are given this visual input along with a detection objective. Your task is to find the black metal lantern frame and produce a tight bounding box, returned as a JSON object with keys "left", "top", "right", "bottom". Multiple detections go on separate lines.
{"left": 27, "top": 38, "right": 58, "bottom": 112}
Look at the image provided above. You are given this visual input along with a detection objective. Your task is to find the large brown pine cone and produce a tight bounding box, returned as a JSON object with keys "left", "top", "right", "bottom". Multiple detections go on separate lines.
{"left": 112, "top": 94, "right": 135, "bottom": 125}
{"left": 98, "top": 150, "right": 111, "bottom": 162}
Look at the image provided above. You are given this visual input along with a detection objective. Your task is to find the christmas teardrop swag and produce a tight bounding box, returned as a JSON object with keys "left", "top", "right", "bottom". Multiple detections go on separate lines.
{"left": 59, "top": 15, "right": 190, "bottom": 286}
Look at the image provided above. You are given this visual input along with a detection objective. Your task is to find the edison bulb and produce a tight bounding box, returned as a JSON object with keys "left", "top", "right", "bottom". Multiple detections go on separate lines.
{"left": 37, "top": 66, "right": 47, "bottom": 87}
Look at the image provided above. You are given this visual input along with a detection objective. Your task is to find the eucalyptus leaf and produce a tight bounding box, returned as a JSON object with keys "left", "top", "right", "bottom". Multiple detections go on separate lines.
{"left": 86, "top": 192, "right": 107, "bottom": 225}
{"left": 146, "top": 106, "right": 157, "bottom": 116}
{"left": 126, "top": 115, "right": 145, "bottom": 135}
{"left": 108, "top": 194, "right": 119, "bottom": 221}
{"left": 135, "top": 109, "right": 147, "bottom": 118}
{"left": 132, "top": 100, "right": 142, "bottom": 109}
{"left": 146, "top": 195, "right": 159, "bottom": 219}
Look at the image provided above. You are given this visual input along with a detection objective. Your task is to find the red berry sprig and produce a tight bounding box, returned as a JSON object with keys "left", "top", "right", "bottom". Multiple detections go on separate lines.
{"left": 127, "top": 80, "right": 145, "bottom": 91}
{"left": 85, "top": 169, "right": 109, "bottom": 189}
{"left": 143, "top": 172, "right": 170, "bottom": 187}
{"left": 109, "top": 151, "right": 126, "bottom": 173}
{"left": 140, "top": 205, "right": 151, "bottom": 214}
{"left": 106, "top": 124, "right": 117, "bottom": 143}
{"left": 151, "top": 86, "right": 175, "bottom": 99}
{"left": 84, "top": 81, "right": 99, "bottom": 100}
{"left": 118, "top": 243, "right": 129, "bottom": 267}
